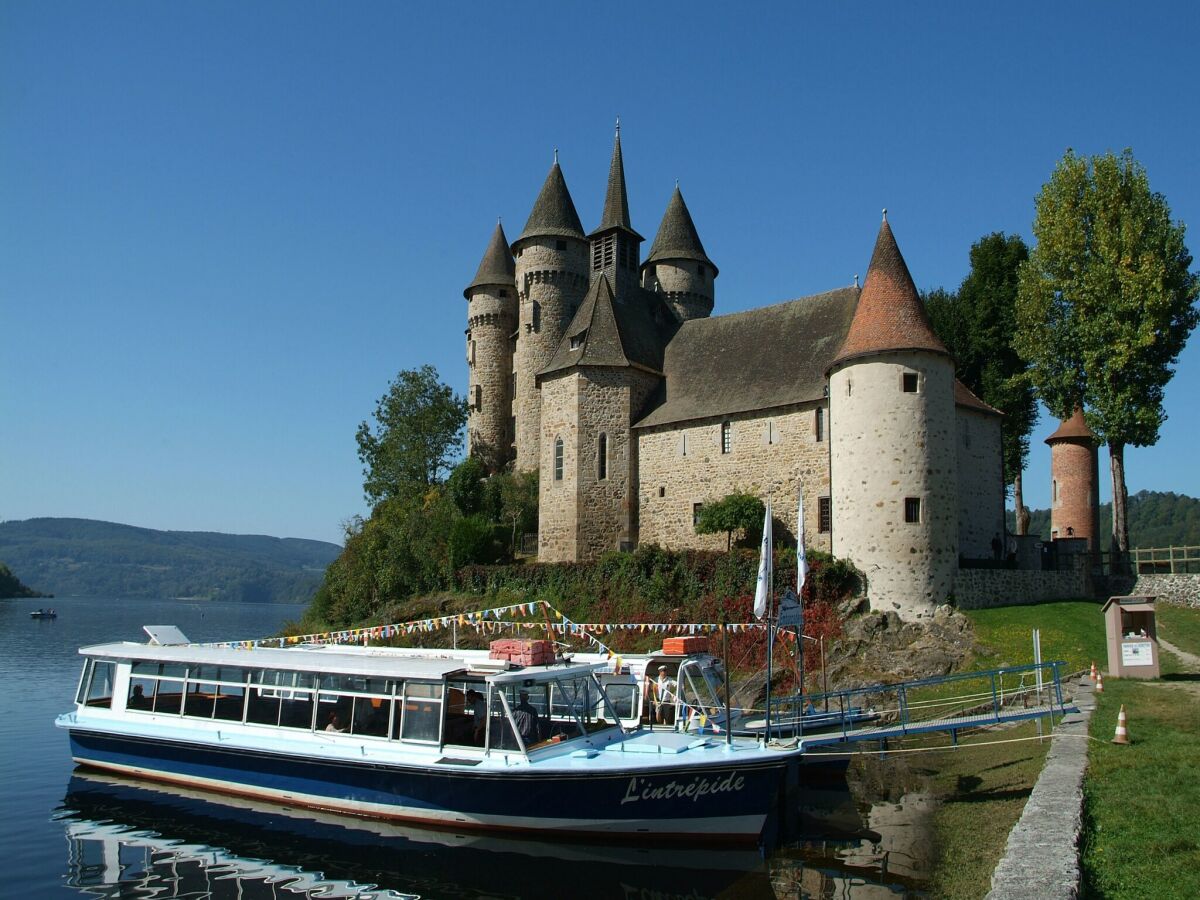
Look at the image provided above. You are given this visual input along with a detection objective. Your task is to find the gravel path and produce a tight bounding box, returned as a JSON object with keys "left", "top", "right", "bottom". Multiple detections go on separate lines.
{"left": 1158, "top": 636, "right": 1200, "bottom": 670}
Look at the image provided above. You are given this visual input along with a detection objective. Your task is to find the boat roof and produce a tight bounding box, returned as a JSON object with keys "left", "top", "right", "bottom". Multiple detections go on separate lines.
{"left": 78, "top": 640, "right": 607, "bottom": 683}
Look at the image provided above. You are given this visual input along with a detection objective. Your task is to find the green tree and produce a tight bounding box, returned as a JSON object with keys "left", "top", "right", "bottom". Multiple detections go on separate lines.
{"left": 492, "top": 469, "right": 539, "bottom": 553}
{"left": 923, "top": 233, "right": 1039, "bottom": 533}
{"left": 1016, "top": 149, "right": 1199, "bottom": 555}
{"left": 695, "top": 492, "right": 765, "bottom": 552}
{"left": 446, "top": 456, "right": 488, "bottom": 516}
{"left": 355, "top": 365, "right": 468, "bottom": 505}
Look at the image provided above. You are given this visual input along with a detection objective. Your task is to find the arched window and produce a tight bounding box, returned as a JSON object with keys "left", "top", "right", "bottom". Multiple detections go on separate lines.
{"left": 597, "top": 433, "right": 608, "bottom": 480}
{"left": 554, "top": 437, "right": 564, "bottom": 481}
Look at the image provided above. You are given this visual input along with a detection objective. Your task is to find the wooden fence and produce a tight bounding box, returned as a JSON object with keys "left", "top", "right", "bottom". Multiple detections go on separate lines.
{"left": 1130, "top": 545, "right": 1200, "bottom": 575}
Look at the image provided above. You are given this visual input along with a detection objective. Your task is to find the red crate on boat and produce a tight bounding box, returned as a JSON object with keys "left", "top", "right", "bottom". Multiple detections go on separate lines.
{"left": 490, "top": 639, "right": 554, "bottom": 665}
{"left": 662, "top": 636, "right": 709, "bottom": 656}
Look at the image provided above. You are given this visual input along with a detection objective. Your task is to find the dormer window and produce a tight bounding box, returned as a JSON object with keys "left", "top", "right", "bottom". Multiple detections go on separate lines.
{"left": 570, "top": 330, "right": 587, "bottom": 350}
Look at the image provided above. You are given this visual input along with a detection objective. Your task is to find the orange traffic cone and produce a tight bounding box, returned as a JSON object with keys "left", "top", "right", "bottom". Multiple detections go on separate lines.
{"left": 1090, "top": 661, "right": 1097, "bottom": 682}
{"left": 1112, "top": 705, "right": 1130, "bottom": 745}
{"left": 1095, "top": 671, "right": 1104, "bottom": 693}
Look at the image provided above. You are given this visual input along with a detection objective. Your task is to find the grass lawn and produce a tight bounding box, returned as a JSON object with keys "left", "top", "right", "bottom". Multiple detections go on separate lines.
{"left": 964, "top": 600, "right": 1107, "bottom": 675}
{"left": 1157, "top": 602, "right": 1200, "bottom": 657}
{"left": 1081, "top": 676, "right": 1200, "bottom": 899}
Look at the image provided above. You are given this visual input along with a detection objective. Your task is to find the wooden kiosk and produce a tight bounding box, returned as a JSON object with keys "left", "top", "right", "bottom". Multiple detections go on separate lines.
{"left": 1102, "top": 595, "right": 1161, "bottom": 679}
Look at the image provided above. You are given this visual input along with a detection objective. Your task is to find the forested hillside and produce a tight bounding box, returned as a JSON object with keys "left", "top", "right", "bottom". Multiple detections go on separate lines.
{"left": 1007, "top": 490, "right": 1200, "bottom": 547}
{"left": 0, "top": 562, "right": 47, "bottom": 598}
{"left": 0, "top": 518, "right": 341, "bottom": 602}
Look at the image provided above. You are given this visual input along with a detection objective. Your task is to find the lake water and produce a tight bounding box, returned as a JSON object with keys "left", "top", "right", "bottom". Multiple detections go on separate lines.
{"left": 0, "top": 597, "right": 931, "bottom": 898}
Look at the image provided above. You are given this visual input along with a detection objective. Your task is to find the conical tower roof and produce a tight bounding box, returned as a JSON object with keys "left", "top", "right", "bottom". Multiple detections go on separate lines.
{"left": 832, "top": 214, "right": 948, "bottom": 367}
{"left": 1045, "top": 407, "right": 1097, "bottom": 444}
{"left": 643, "top": 185, "right": 717, "bottom": 274}
{"left": 515, "top": 159, "right": 585, "bottom": 244}
{"left": 464, "top": 221, "right": 516, "bottom": 298}
{"left": 589, "top": 125, "right": 644, "bottom": 240}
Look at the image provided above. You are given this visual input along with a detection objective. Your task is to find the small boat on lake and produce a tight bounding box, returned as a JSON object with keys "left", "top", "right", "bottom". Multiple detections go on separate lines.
{"left": 57, "top": 627, "right": 802, "bottom": 843}
{"left": 31, "top": 608, "right": 57, "bottom": 619}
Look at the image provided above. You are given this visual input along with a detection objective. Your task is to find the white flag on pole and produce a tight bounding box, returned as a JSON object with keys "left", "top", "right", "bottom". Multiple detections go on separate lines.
{"left": 797, "top": 488, "right": 808, "bottom": 595}
{"left": 753, "top": 500, "right": 773, "bottom": 619}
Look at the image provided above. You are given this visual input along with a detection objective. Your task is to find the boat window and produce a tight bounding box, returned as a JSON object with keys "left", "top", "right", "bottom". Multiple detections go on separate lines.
{"left": 125, "top": 661, "right": 186, "bottom": 715}
{"left": 487, "top": 688, "right": 523, "bottom": 752}
{"left": 75, "top": 660, "right": 92, "bottom": 706}
{"left": 316, "top": 676, "right": 396, "bottom": 739}
{"left": 82, "top": 661, "right": 116, "bottom": 709}
{"left": 184, "top": 681, "right": 217, "bottom": 719}
{"left": 213, "top": 682, "right": 247, "bottom": 722}
{"left": 603, "top": 682, "right": 637, "bottom": 719}
{"left": 247, "top": 669, "right": 315, "bottom": 729}
{"left": 443, "top": 680, "right": 489, "bottom": 748}
{"left": 400, "top": 681, "right": 443, "bottom": 744}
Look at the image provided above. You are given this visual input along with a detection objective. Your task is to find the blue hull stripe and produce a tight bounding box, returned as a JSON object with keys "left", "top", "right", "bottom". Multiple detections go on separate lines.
{"left": 68, "top": 729, "right": 784, "bottom": 839}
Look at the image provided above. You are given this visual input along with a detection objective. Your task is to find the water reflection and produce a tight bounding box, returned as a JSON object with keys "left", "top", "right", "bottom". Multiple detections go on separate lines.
{"left": 57, "top": 768, "right": 931, "bottom": 899}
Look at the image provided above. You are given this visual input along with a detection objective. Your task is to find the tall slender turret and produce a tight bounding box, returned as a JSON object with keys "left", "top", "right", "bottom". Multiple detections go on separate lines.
{"left": 511, "top": 156, "right": 589, "bottom": 472}
{"left": 588, "top": 123, "right": 644, "bottom": 300}
{"left": 828, "top": 212, "right": 958, "bottom": 618}
{"left": 1046, "top": 408, "right": 1100, "bottom": 550}
{"left": 641, "top": 185, "right": 717, "bottom": 321}
{"left": 465, "top": 221, "right": 517, "bottom": 471}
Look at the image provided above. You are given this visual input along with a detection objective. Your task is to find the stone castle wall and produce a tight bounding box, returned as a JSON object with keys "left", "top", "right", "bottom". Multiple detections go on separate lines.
{"left": 643, "top": 260, "right": 713, "bottom": 322}
{"left": 954, "top": 558, "right": 1090, "bottom": 610}
{"left": 830, "top": 352, "right": 958, "bottom": 618}
{"left": 513, "top": 237, "right": 589, "bottom": 472}
{"left": 537, "top": 371, "right": 581, "bottom": 561}
{"left": 466, "top": 285, "right": 516, "bottom": 471}
{"left": 635, "top": 403, "right": 832, "bottom": 553}
{"left": 956, "top": 406, "right": 1005, "bottom": 560}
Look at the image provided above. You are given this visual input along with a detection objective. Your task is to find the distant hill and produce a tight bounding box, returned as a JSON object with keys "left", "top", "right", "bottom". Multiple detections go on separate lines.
{"left": 0, "top": 562, "right": 48, "bottom": 598}
{"left": 0, "top": 518, "right": 341, "bottom": 603}
{"left": 1007, "top": 490, "right": 1200, "bottom": 547}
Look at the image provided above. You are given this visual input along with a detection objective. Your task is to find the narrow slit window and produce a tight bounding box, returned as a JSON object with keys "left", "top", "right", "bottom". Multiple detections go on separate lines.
{"left": 554, "top": 437, "right": 564, "bottom": 481}
{"left": 693, "top": 503, "right": 704, "bottom": 529}
{"left": 904, "top": 497, "right": 921, "bottom": 523}
{"left": 597, "top": 433, "right": 607, "bottom": 480}
{"left": 474, "top": 385, "right": 482, "bottom": 412}
{"left": 815, "top": 407, "right": 824, "bottom": 442}
{"left": 818, "top": 497, "right": 832, "bottom": 533}
{"left": 721, "top": 421, "right": 732, "bottom": 454}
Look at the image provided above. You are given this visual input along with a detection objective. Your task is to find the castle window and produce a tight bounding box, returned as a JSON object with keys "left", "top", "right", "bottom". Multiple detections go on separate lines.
{"left": 570, "top": 330, "right": 587, "bottom": 350}
{"left": 1053, "top": 479, "right": 1058, "bottom": 503}
{"left": 693, "top": 503, "right": 704, "bottom": 529}
{"left": 815, "top": 407, "right": 824, "bottom": 442}
{"left": 721, "top": 421, "right": 732, "bottom": 454}
{"left": 658, "top": 486, "right": 665, "bottom": 498}
{"left": 474, "top": 385, "right": 482, "bottom": 412}
{"left": 902, "top": 372, "right": 919, "bottom": 393}
{"left": 469, "top": 340, "right": 476, "bottom": 365}
{"left": 818, "top": 497, "right": 832, "bottom": 533}
{"left": 597, "top": 433, "right": 608, "bottom": 480}
{"left": 765, "top": 420, "right": 776, "bottom": 445}
{"left": 556, "top": 240, "right": 566, "bottom": 251}
{"left": 904, "top": 497, "right": 921, "bottom": 524}
{"left": 499, "top": 288, "right": 508, "bottom": 298}
{"left": 511, "top": 371, "right": 516, "bottom": 393}
{"left": 697, "top": 263, "right": 705, "bottom": 279}
{"left": 532, "top": 301, "right": 541, "bottom": 332}
{"left": 554, "top": 437, "right": 564, "bottom": 481}
{"left": 847, "top": 380, "right": 853, "bottom": 397}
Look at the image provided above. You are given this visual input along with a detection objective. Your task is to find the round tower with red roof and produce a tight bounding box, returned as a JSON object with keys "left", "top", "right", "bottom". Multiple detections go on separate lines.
{"left": 1046, "top": 408, "right": 1100, "bottom": 549}
{"left": 827, "top": 212, "right": 959, "bottom": 617}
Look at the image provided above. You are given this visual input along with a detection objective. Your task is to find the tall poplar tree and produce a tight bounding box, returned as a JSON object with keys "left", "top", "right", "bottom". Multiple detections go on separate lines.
{"left": 1015, "top": 149, "right": 1198, "bottom": 556}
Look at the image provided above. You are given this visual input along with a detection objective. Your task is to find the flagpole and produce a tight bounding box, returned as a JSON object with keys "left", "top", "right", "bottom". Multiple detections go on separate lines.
{"left": 765, "top": 506, "right": 774, "bottom": 744}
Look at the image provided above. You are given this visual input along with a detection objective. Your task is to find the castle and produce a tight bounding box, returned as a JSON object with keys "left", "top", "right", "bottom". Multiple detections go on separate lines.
{"left": 463, "top": 128, "right": 1008, "bottom": 618}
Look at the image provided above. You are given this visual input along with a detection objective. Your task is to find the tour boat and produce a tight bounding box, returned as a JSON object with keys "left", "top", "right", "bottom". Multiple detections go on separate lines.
{"left": 57, "top": 627, "right": 802, "bottom": 843}
{"left": 31, "top": 608, "right": 57, "bottom": 619}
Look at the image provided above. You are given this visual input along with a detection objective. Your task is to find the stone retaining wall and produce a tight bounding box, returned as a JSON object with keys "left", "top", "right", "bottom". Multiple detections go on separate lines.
{"left": 955, "top": 561, "right": 1090, "bottom": 610}
{"left": 1126, "top": 573, "right": 1200, "bottom": 608}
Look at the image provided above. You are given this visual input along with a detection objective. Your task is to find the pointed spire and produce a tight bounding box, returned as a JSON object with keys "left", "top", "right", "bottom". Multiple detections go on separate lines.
{"left": 464, "top": 221, "right": 516, "bottom": 298}
{"left": 516, "top": 159, "right": 585, "bottom": 245}
{"left": 590, "top": 124, "right": 643, "bottom": 240}
{"left": 643, "top": 185, "right": 717, "bottom": 274}
{"left": 832, "top": 216, "right": 948, "bottom": 365}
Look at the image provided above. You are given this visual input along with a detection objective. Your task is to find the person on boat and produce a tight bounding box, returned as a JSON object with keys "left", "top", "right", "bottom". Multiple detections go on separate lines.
{"left": 325, "top": 711, "right": 347, "bottom": 733}
{"left": 466, "top": 688, "right": 487, "bottom": 744}
{"left": 128, "top": 684, "right": 150, "bottom": 710}
{"left": 653, "top": 666, "right": 677, "bottom": 725}
{"left": 512, "top": 690, "right": 540, "bottom": 745}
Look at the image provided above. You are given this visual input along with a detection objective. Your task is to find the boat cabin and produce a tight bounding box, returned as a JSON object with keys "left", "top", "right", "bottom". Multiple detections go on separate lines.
{"left": 73, "top": 634, "right": 624, "bottom": 761}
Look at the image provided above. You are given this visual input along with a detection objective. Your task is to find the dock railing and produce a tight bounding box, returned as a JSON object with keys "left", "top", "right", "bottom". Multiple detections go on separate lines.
{"left": 747, "top": 661, "right": 1072, "bottom": 746}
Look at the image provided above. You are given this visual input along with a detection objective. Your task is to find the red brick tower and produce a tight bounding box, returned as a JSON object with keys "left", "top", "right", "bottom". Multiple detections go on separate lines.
{"left": 1046, "top": 408, "right": 1100, "bottom": 548}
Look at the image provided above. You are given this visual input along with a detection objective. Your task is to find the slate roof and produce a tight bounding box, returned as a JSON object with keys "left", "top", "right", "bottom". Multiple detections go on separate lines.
{"left": 832, "top": 217, "right": 948, "bottom": 367}
{"left": 634, "top": 287, "right": 861, "bottom": 428}
{"left": 954, "top": 380, "right": 1002, "bottom": 416}
{"left": 539, "top": 276, "right": 671, "bottom": 378}
{"left": 515, "top": 161, "right": 586, "bottom": 244}
{"left": 589, "top": 129, "right": 644, "bottom": 241}
{"left": 1045, "top": 407, "right": 1096, "bottom": 443}
{"left": 463, "top": 221, "right": 516, "bottom": 297}
{"left": 643, "top": 186, "right": 717, "bottom": 274}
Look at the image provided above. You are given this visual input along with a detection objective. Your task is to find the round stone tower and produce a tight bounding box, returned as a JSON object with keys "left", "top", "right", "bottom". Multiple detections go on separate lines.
{"left": 828, "top": 213, "right": 959, "bottom": 618}
{"left": 465, "top": 221, "right": 517, "bottom": 472}
{"left": 641, "top": 185, "right": 717, "bottom": 322}
{"left": 511, "top": 157, "right": 589, "bottom": 472}
{"left": 1046, "top": 408, "right": 1100, "bottom": 548}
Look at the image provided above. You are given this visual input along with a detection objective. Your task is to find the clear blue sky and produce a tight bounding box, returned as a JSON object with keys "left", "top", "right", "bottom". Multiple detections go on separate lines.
{"left": 3, "top": 2, "right": 1198, "bottom": 546}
